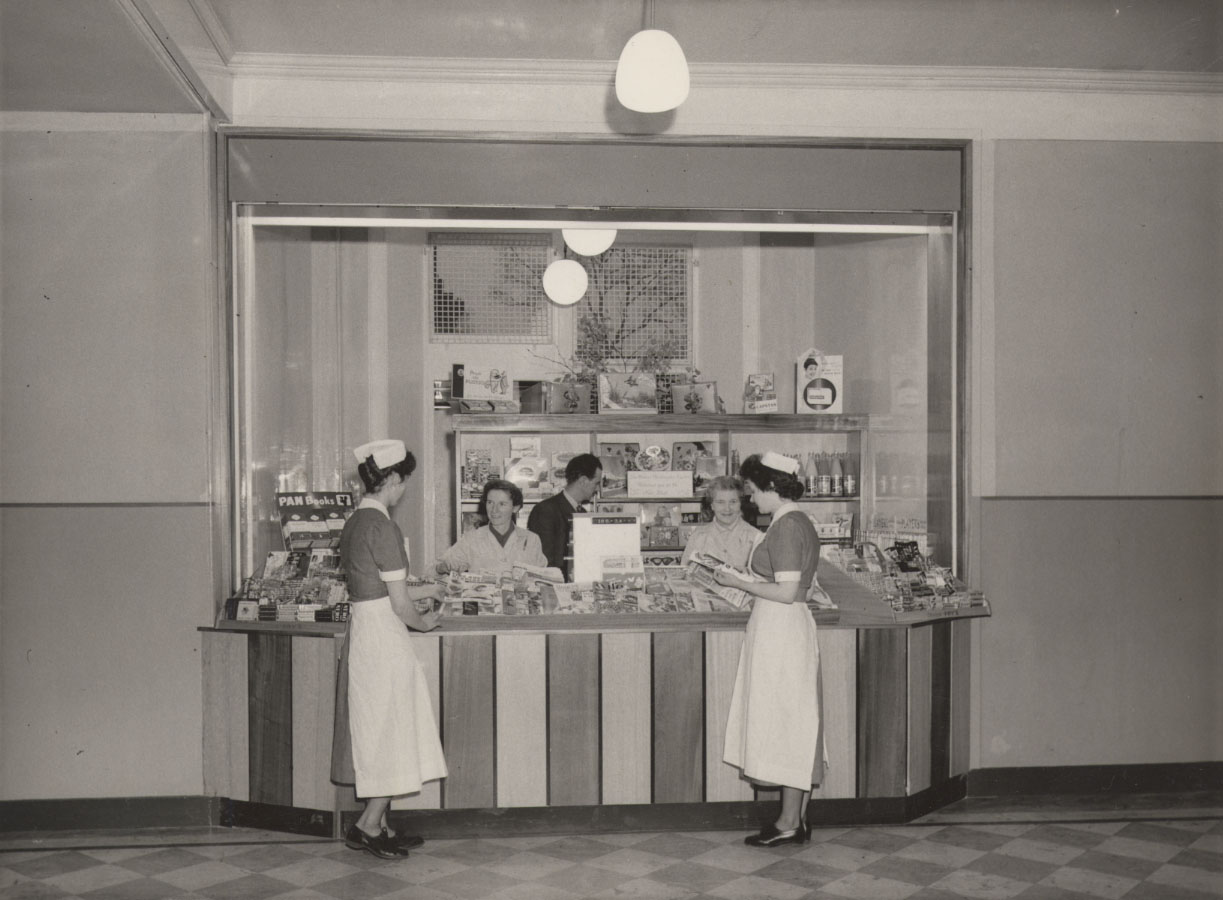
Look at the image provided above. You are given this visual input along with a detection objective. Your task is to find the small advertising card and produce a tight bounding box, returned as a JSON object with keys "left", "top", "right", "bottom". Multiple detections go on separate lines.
{"left": 452, "top": 362, "right": 512, "bottom": 401}
{"left": 796, "top": 348, "right": 844, "bottom": 415}
{"left": 745, "top": 372, "right": 778, "bottom": 414}
{"left": 627, "top": 469, "right": 694, "bottom": 498}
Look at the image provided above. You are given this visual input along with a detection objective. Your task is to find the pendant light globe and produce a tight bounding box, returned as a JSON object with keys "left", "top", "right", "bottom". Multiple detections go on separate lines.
{"left": 562, "top": 228, "right": 617, "bottom": 256}
{"left": 615, "top": 29, "right": 689, "bottom": 113}
{"left": 542, "top": 259, "right": 588, "bottom": 306}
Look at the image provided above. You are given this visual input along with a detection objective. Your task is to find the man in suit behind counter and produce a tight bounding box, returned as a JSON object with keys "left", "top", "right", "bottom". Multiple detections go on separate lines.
{"left": 526, "top": 452, "right": 603, "bottom": 581}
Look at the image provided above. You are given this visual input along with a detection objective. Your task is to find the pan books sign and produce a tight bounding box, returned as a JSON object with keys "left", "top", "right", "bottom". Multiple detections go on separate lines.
{"left": 276, "top": 491, "right": 355, "bottom": 550}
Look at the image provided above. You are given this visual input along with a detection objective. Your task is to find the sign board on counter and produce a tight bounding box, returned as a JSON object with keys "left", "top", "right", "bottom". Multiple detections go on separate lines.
{"left": 571, "top": 513, "right": 641, "bottom": 583}
{"left": 626, "top": 470, "right": 694, "bottom": 498}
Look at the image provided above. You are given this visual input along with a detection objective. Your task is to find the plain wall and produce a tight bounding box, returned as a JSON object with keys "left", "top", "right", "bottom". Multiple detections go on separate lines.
{"left": 979, "top": 140, "right": 1223, "bottom": 768}
{"left": 0, "top": 122, "right": 215, "bottom": 799}
{"left": 1, "top": 123, "right": 1219, "bottom": 802}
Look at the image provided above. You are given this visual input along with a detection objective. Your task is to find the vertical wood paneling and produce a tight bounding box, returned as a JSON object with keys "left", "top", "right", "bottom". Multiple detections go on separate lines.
{"left": 950, "top": 619, "right": 972, "bottom": 777}
{"left": 907, "top": 626, "right": 933, "bottom": 795}
{"left": 704, "top": 630, "right": 754, "bottom": 802}
{"left": 811, "top": 628, "right": 856, "bottom": 800}
{"left": 601, "top": 632, "right": 653, "bottom": 805}
{"left": 930, "top": 621, "right": 953, "bottom": 786}
{"left": 857, "top": 628, "right": 907, "bottom": 798}
{"left": 548, "top": 634, "right": 601, "bottom": 806}
{"left": 248, "top": 633, "right": 293, "bottom": 805}
{"left": 652, "top": 631, "right": 705, "bottom": 803}
{"left": 202, "top": 631, "right": 249, "bottom": 801}
{"left": 495, "top": 634, "right": 548, "bottom": 807}
{"left": 395, "top": 633, "right": 443, "bottom": 810}
{"left": 440, "top": 635, "right": 495, "bottom": 809}
{"left": 291, "top": 636, "right": 336, "bottom": 811}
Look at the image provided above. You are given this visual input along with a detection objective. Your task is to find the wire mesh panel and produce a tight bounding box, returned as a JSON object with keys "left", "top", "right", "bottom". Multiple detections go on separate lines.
{"left": 430, "top": 232, "right": 552, "bottom": 342}
{"left": 573, "top": 244, "right": 692, "bottom": 364}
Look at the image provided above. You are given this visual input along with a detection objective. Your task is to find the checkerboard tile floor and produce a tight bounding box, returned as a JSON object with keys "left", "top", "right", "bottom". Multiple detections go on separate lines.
{"left": 2, "top": 815, "right": 1220, "bottom": 899}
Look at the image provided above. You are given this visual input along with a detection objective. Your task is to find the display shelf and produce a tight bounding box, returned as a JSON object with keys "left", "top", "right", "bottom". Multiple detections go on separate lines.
{"left": 452, "top": 413, "right": 879, "bottom": 565}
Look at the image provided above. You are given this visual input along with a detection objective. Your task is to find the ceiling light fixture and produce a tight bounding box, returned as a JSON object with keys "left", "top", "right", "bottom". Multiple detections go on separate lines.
{"left": 542, "top": 259, "right": 589, "bottom": 306}
{"left": 562, "top": 228, "right": 618, "bottom": 256}
{"left": 615, "top": 0, "right": 689, "bottom": 113}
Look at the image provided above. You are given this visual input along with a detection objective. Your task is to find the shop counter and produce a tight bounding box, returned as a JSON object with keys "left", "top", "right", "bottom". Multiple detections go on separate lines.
{"left": 201, "top": 598, "right": 986, "bottom": 838}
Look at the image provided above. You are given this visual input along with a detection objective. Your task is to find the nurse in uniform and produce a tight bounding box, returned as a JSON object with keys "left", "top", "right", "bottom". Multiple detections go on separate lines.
{"left": 715, "top": 451, "right": 823, "bottom": 847}
{"left": 340, "top": 439, "right": 447, "bottom": 859}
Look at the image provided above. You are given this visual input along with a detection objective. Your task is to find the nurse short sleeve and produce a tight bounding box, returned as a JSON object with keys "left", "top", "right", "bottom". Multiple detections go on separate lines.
{"left": 750, "top": 511, "right": 818, "bottom": 588}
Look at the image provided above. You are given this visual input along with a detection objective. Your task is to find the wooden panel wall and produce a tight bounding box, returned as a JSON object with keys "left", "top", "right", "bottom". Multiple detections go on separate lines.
{"left": 547, "top": 634, "right": 601, "bottom": 805}
{"left": 291, "top": 636, "right": 337, "bottom": 811}
{"left": 213, "top": 620, "right": 966, "bottom": 817}
{"left": 704, "top": 631, "right": 755, "bottom": 802}
{"left": 857, "top": 628, "right": 907, "bottom": 797}
{"left": 495, "top": 634, "right": 548, "bottom": 807}
{"left": 601, "top": 633, "right": 652, "bottom": 804}
{"left": 652, "top": 632, "right": 706, "bottom": 803}
{"left": 811, "top": 628, "right": 857, "bottom": 800}
{"left": 248, "top": 634, "right": 293, "bottom": 805}
{"left": 440, "top": 635, "right": 495, "bottom": 808}
{"left": 950, "top": 619, "right": 973, "bottom": 777}
{"left": 907, "top": 627, "right": 933, "bottom": 795}
{"left": 202, "top": 631, "right": 249, "bottom": 802}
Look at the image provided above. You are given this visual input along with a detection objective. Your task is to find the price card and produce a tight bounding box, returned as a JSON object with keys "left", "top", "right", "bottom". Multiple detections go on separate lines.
{"left": 627, "top": 470, "right": 693, "bottom": 498}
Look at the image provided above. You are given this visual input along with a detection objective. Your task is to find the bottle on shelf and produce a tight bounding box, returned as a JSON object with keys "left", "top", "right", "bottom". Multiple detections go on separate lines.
{"left": 830, "top": 452, "right": 844, "bottom": 497}
{"left": 816, "top": 452, "right": 832, "bottom": 496}
{"left": 843, "top": 452, "right": 858, "bottom": 497}
{"left": 803, "top": 452, "right": 817, "bottom": 496}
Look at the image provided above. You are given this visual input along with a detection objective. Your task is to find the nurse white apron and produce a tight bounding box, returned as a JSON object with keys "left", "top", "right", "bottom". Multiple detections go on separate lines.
{"left": 347, "top": 597, "right": 447, "bottom": 798}
{"left": 722, "top": 511, "right": 823, "bottom": 791}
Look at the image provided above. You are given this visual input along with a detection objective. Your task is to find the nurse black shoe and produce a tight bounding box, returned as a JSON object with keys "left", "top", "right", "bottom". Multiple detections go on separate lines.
{"left": 384, "top": 829, "right": 424, "bottom": 850}
{"left": 745, "top": 822, "right": 807, "bottom": 847}
{"left": 345, "top": 825, "right": 409, "bottom": 859}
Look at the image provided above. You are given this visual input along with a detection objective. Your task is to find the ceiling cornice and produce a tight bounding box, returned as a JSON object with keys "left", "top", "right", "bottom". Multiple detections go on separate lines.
{"left": 223, "top": 54, "right": 1223, "bottom": 97}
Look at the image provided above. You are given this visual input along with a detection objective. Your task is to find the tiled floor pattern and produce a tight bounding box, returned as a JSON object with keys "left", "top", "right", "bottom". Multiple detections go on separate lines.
{"left": 2, "top": 816, "right": 1221, "bottom": 900}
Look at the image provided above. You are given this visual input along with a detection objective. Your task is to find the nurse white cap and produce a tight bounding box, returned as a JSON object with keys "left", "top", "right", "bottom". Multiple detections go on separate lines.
{"left": 760, "top": 450, "right": 801, "bottom": 476}
{"left": 354, "top": 439, "right": 406, "bottom": 469}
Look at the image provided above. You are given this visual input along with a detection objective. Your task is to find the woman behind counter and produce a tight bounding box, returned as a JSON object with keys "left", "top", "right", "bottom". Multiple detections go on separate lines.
{"left": 340, "top": 439, "right": 447, "bottom": 859}
{"left": 680, "top": 475, "right": 761, "bottom": 570}
{"left": 714, "top": 451, "right": 823, "bottom": 848}
{"left": 435, "top": 479, "right": 561, "bottom": 579}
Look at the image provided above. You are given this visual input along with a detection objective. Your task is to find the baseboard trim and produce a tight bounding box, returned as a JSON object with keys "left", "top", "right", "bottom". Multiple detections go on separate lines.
{"left": 967, "top": 762, "right": 1223, "bottom": 797}
{"left": 0, "top": 796, "right": 217, "bottom": 832}
{"left": 220, "top": 799, "right": 333, "bottom": 838}
{"left": 7, "top": 762, "right": 1218, "bottom": 835}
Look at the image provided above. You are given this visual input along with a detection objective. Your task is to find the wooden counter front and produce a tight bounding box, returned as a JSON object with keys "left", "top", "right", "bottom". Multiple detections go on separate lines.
{"left": 201, "top": 610, "right": 983, "bottom": 837}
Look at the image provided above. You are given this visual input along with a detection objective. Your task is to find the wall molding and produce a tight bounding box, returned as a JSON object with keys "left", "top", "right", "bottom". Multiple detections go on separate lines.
{"left": 0, "top": 112, "right": 209, "bottom": 132}
{"left": 225, "top": 55, "right": 1223, "bottom": 97}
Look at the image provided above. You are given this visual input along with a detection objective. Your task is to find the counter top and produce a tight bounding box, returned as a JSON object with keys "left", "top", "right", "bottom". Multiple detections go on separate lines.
{"left": 202, "top": 599, "right": 989, "bottom": 637}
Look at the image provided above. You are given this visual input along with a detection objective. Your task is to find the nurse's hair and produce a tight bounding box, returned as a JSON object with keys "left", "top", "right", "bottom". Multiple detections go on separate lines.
{"left": 739, "top": 454, "right": 805, "bottom": 501}
{"left": 358, "top": 449, "right": 417, "bottom": 493}
{"left": 477, "top": 478, "right": 524, "bottom": 525}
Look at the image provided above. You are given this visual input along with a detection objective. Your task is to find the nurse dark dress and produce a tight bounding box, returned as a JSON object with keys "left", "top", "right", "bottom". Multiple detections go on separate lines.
{"left": 723, "top": 503, "right": 823, "bottom": 791}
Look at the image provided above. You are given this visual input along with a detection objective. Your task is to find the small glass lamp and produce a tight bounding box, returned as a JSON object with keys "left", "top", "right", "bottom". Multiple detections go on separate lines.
{"left": 542, "top": 259, "right": 588, "bottom": 306}
{"left": 615, "top": 29, "right": 689, "bottom": 113}
{"left": 562, "top": 228, "right": 617, "bottom": 256}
